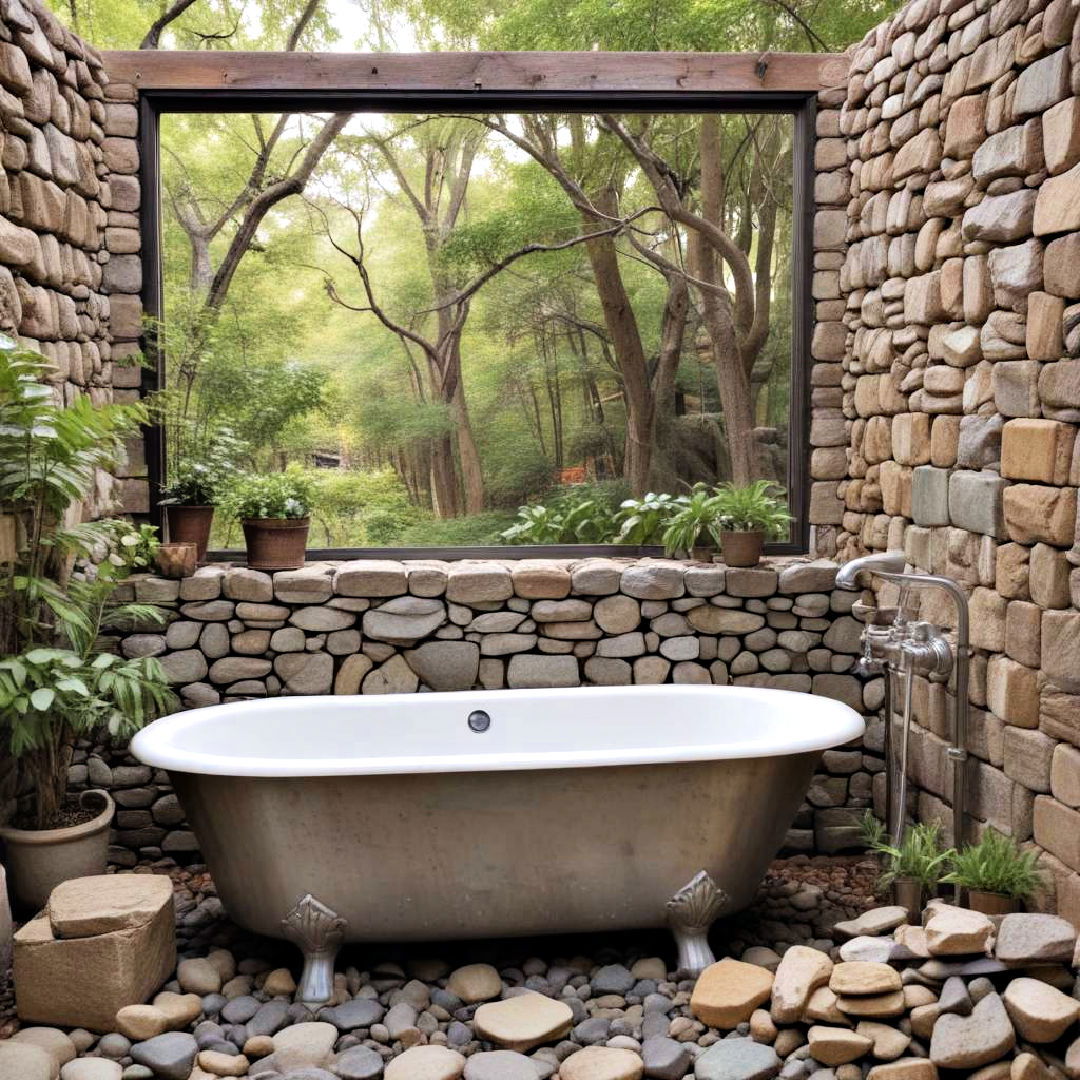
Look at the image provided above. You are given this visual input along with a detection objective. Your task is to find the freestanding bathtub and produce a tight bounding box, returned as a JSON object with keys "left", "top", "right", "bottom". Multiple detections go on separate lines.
{"left": 132, "top": 684, "right": 863, "bottom": 1001}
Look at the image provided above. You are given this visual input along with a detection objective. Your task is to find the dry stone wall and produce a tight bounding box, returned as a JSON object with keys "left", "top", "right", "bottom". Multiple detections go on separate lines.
{"left": 98, "top": 557, "right": 885, "bottom": 865}
{"left": 810, "top": 0, "right": 1080, "bottom": 918}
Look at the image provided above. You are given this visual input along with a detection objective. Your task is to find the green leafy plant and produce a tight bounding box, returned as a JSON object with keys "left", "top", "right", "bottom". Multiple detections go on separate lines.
{"left": 870, "top": 822, "right": 955, "bottom": 890}
{"left": 713, "top": 480, "right": 792, "bottom": 536}
{"left": 501, "top": 488, "right": 621, "bottom": 544}
{"left": 161, "top": 426, "right": 248, "bottom": 506}
{"left": 222, "top": 468, "right": 316, "bottom": 521}
{"left": 615, "top": 492, "right": 681, "bottom": 545}
{"left": 860, "top": 810, "right": 887, "bottom": 852}
{"left": 661, "top": 484, "right": 724, "bottom": 556}
{"left": 0, "top": 336, "right": 175, "bottom": 829}
{"left": 942, "top": 829, "right": 1044, "bottom": 902}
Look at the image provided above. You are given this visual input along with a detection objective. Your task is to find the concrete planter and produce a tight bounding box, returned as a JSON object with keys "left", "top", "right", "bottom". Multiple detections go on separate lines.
{"left": 0, "top": 791, "right": 115, "bottom": 912}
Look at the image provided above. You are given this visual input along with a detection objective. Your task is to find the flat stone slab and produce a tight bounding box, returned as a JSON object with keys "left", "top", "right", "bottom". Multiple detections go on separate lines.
{"left": 830, "top": 962, "right": 902, "bottom": 996}
{"left": 833, "top": 907, "right": 909, "bottom": 940}
{"left": 473, "top": 992, "right": 573, "bottom": 1051}
{"left": 770, "top": 946, "right": 833, "bottom": 1024}
{"left": 384, "top": 1045, "right": 466, "bottom": 1080}
{"left": 48, "top": 874, "right": 173, "bottom": 939}
{"left": 924, "top": 906, "right": 993, "bottom": 957}
{"left": 995, "top": 914, "right": 1077, "bottom": 964}
{"left": 560, "top": 1045, "right": 644, "bottom": 1080}
{"left": 693, "top": 1037, "right": 780, "bottom": 1079}
{"left": 1003, "top": 977, "right": 1080, "bottom": 1042}
{"left": 691, "top": 959, "right": 774, "bottom": 1029}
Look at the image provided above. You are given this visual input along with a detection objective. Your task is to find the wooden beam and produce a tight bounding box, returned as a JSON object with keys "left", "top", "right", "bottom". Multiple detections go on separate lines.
{"left": 102, "top": 50, "right": 850, "bottom": 96}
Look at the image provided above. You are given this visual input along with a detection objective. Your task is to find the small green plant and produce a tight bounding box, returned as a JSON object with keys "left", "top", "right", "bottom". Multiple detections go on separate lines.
{"left": 661, "top": 485, "right": 724, "bottom": 557}
{"left": 222, "top": 469, "right": 316, "bottom": 521}
{"left": 860, "top": 810, "right": 887, "bottom": 852}
{"left": 161, "top": 427, "right": 248, "bottom": 506}
{"left": 942, "top": 828, "right": 1044, "bottom": 902}
{"left": 713, "top": 480, "right": 792, "bottom": 536}
{"left": 870, "top": 822, "right": 955, "bottom": 890}
{"left": 501, "top": 488, "right": 620, "bottom": 544}
{"left": 615, "top": 492, "right": 681, "bottom": 545}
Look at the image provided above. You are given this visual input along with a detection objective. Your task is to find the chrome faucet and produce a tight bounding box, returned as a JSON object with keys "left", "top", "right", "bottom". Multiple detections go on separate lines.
{"left": 836, "top": 552, "right": 970, "bottom": 867}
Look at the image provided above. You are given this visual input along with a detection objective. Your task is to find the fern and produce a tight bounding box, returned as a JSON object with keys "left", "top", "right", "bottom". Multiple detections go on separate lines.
{"left": 942, "top": 829, "right": 1044, "bottom": 901}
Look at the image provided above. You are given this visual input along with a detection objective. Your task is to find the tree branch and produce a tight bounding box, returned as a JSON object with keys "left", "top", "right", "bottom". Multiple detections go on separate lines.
{"left": 140, "top": 0, "right": 199, "bottom": 49}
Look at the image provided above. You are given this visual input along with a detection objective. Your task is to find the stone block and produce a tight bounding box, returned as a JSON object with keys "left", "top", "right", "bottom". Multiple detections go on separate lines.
{"left": 994, "top": 361, "right": 1042, "bottom": 419}
{"left": 334, "top": 560, "right": 407, "bottom": 598}
{"left": 988, "top": 239, "right": 1043, "bottom": 312}
{"left": 944, "top": 94, "right": 987, "bottom": 158}
{"left": 1039, "top": 361, "right": 1080, "bottom": 422}
{"left": 1026, "top": 292, "right": 1065, "bottom": 360}
{"left": 893, "top": 413, "right": 931, "bottom": 466}
{"left": 14, "top": 876, "right": 175, "bottom": 1032}
{"left": 1035, "top": 796, "right": 1080, "bottom": 871}
{"left": 969, "top": 587, "right": 1008, "bottom": 653}
{"left": 930, "top": 416, "right": 960, "bottom": 467}
{"left": 1051, "top": 744, "right": 1080, "bottom": 808}
{"left": 1044, "top": 234, "right": 1080, "bottom": 299}
{"left": 912, "top": 466, "right": 950, "bottom": 526}
{"left": 963, "top": 189, "right": 1037, "bottom": 243}
{"left": 1005, "top": 600, "right": 1042, "bottom": 668}
{"left": 1043, "top": 97, "right": 1080, "bottom": 175}
{"left": 620, "top": 563, "right": 685, "bottom": 600}
{"left": 988, "top": 657, "right": 1040, "bottom": 729}
{"left": 511, "top": 560, "right": 571, "bottom": 599}
{"left": 1015, "top": 48, "right": 1070, "bottom": 116}
{"left": 1004, "top": 485, "right": 1076, "bottom": 545}
{"left": 1043, "top": 610, "right": 1080, "bottom": 691}
{"left": 506, "top": 654, "right": 580, "bottom": 689}
{"left": 1001, "top": 419, "right": 1075, "bottom": 484}
{"left": 1034, "top": 160, "right": 1080, "bottom": 236}
{"left": 948, "top": 470, "right": 1008, "bottom": 538}
{"left": 1030, "top": 543, "right": 1071, "bottom": 608}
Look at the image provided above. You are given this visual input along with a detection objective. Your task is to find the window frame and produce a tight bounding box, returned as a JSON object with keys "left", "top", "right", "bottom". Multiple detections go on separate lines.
{"left": 133, "top": 66, "right": 818, "bottom": 559}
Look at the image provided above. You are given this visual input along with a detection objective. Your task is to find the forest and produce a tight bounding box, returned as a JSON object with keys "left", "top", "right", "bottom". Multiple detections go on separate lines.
{"left": 48, "top": 0, "right": 897, "bottom": 548}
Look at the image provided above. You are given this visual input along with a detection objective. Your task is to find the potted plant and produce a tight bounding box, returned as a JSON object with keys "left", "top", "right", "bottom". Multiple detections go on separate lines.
{"left": 616, "top": 492, "right": 681, "bottom": 547}
{"left": 0, "top": 337, "right": 175, "bottom": 910}
{"left": 160, "top": 461, "right": 220, "bottom": 565}
{"left": 712, "top": 480, "right": 792, "bottom": 567}
{"left": 661, "top": 485, "right": 723, "bottom": 561}
{"left": 224, "top": 469, "right": 315, "bottom": 571}
{"left": 870, "top": 822, "right": 954, "bottom": 919}
{"left": 942, "top": 828, "right": 1044, "bottom": 915}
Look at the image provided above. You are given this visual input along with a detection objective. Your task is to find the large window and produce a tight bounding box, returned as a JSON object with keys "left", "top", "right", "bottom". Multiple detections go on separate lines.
{"left": 146, "top": 95, "right": 811, "bottom": 554}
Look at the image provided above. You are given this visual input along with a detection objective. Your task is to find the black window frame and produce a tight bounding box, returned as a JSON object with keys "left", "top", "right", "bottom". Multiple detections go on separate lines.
{"left": 138, "top": 87, "right": 815, "bottom": 560}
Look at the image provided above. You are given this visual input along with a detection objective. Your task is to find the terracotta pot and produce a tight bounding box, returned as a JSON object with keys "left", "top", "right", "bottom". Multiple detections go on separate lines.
{"left": 155, "top": 541, "right": 198, "bottom": 579}
{"left": 719, "top": 529, "right": 765, "bottom": 567}
{"left": 165, "top": 504, "right": 215, "bottom": 564}
{"left": 0, "top": 790, "right": 115, "bottom": 912}
{"left": 890, "top": 875, "right": 924, "bottom": 922}
{"left": 242, "top": 517, "right": 310, "bottom": 571}
{"left": 966, "top": 888, "right": 1019, "bottom": 915}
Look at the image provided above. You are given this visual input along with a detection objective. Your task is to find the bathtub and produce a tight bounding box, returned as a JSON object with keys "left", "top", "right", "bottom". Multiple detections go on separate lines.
{"left": 132, "top": 684, "right": 863, "bottom": 1001}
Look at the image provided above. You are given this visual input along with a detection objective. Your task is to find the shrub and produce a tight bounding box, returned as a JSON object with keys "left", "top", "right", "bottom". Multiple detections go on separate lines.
{"left": 223, "top": 469, "right": 316, "bottom": 520}
{"left": 713, "top": 479, "right": 792, "bottom": 536}
{"left": 870, "top": 822, "right": 955, "bottom": 890}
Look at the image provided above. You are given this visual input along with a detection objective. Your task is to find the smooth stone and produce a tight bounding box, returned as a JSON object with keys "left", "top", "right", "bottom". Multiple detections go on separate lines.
{"left": 263, "top": 969, "right": 297, "bottom": 997}
{"left": 641, "top": 1036, "right": 691, "bottom": 1079}
{"left": 592, "top": 965, "right": 636, "bottom": 996}
{"left": 383, "top": 1045, "right": 465, "bottom": 1080}
{"left": 272, "top": 1023, "right": 338, "bottom": 1072}
{"left": 179, "top": 959, "right": 224, "bottom": 996}
{"left": 446, "top": 964, "right": 502, "bottom": 1004}
{"left": 99, "top": 1035, "right": 133, "bottom": 1059}
{"left": 249, "top": 1001, "right": 291, "bottom": 1037}
{"left": 331, "top": 1045, "right": 387, "bottom": 1079}
{"left": 691, "top": 959, "right": 774, "bottom": 1029}
{"left": 60, "top": 1061, "right": 123, "bottom": 1080}
{"left": 153, "top": 993, "right": 203, "bottom": 1030}
{"left": 832, "top": 909, "right": 908, "bottom": 940}
{"left": 0, "top": 1043, "right": 54, "bottom": 1080}
{"left": 1002, "top": 977, "right": 1079, "bottom": 1042}
{"left": 937, "top": 977, "right": 971, "bottom": 1017}
{"left": 995, "top": 914, "right": 1076, "bottom": 964}
{"left": 115, "top": 1005, "right": 170, "bottom": 1041}
{"left": 839, "top": 938, "right": 893, "bottom": 964}
{"left": 694, "top": 1037, "right": 780, "bottom": 1079}
{"left": 320, "top": 998, "right": 385, "bottom": 1031}
{"left": 462, "top": 1050, "right": 538, "bottom": 1080}
{"left": 924, "top": 907, "right": 993, "bottom": 956}
{"left": 771, "top": 947, "right": 834, "bottom": 1024}
{"left": 560, "top": 1046, "right": 644, "bottom": 1080}
{"left": 130, "top": 1033, "right": 200, "bottom": 1080}
{"left": 930, "top": 993, "right": 1015, "bottom": 1069}
{"left": 12, "top": 1028, "right": 77, "bottom": 1068}
{"left": 807, "top": 1027, "right": 872, "bottom": 1066}
{"left": 196, "top": 1051, "right": 249, "bottom": 1077}
{"left": 473, "top": 992, "right": 574, "bottom": 1051}
{"left": 829, "top": 964, "right": 901, "bottom": 996}
{"left": 854, "top": 1021, "right": 910, "bottom": 1061}
{"left": 221, "top": 997, "right": 261, "bottom": 1025}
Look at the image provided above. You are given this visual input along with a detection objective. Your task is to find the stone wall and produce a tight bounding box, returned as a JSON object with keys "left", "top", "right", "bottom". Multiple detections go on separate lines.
{"left": 811, "top": 0, "right": 1080, "bottom": 918}
{"left": 97, "top": 556, "right": 884, "bottom": 866}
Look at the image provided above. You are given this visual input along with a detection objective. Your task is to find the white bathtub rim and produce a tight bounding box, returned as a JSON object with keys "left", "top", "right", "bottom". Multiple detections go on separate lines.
{"left": 131, "top": 684, "right": 865, "bottom": 778}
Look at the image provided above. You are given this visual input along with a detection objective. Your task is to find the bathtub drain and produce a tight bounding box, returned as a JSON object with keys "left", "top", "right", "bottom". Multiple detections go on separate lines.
{"left": 467, "top": 710, "right": 491, "bottom": 733}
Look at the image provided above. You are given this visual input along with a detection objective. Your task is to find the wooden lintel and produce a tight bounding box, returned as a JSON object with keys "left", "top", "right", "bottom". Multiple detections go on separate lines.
{"left": 102, "top": 50, "right": 850, "bottom": 96}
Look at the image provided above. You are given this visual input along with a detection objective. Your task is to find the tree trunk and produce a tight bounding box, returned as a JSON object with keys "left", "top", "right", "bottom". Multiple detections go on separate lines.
{"left": 580, "top": 186, "right": 653, "bottom": 496}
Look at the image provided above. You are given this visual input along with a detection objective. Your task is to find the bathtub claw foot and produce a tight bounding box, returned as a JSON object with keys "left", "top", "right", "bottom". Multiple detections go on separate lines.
{"left": 281, "top": 893, "right": 347, "bottom": 1005}
{"left": 667, "top": 870, "right": 728, "bottom": 978}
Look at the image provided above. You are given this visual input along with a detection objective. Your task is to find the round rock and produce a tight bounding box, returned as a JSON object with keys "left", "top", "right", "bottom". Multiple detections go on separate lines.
{"left": 463, "top": 1050, "right": 539, "bottom": 1080}
{"left": 60, "top": 1062, "right": 124, "bottom": 1080}
{"left": 560, "top": 1045, "right": 644, "bottom": 1080}
{"left": 473, "top": 992, "right": 574, "bottom": 1051}
{"left": 384, "top": 1045, "right": 466, "bottom": 1080}
{"left": 446, "top": 963, "right": 503, "bottom": 1004}
{"left": 693, "top": 1037, "right": 780, "bottom": 1080}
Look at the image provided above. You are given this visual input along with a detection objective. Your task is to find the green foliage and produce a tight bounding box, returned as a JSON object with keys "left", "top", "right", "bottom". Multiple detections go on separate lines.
{"left": 501, "top": 482, "right": 628, "bottom": 544}
{"left": 661, "top": 485, "right": 725, "bottom": 556}
{"left": 870, "top": 823, "right": 955, "bottom": 890}
{"left": 860, "top": 810, "right": 887, "bottom": 851}
{"left": 615, "top": 493, "right": 681, "bottom": 545}
{"left": 714, "top": 480, "right": 792, "bottom": 537}
{"left": 0, "top": 337, "right": 174, "bottom": 829}
{"left": 943, "top": 829, "right": 1044, "bottom": 901}
{"left": 222, "top": 468, "right": 316, "bottom": 521}
{"left": 310, "top": 467, "right": 422, "bottom": 546}
{"left": 397, "top": 511, "right": 517, "bottom": 547}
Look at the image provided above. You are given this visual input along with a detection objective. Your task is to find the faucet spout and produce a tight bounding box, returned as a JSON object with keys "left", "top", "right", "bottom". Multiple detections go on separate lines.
{"left": 835, "top": 550, "right": 907, "bottom": 590}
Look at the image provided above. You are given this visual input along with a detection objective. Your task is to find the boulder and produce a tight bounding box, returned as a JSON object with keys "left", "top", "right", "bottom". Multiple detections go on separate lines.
{"left": 994, "top": 914, "right": 1076, "bottom": 964}
{"left": 924, "top": 907, "right": 994, "bottom": 956}
{"left": 690, "top": 959, "right": 774, "bottom": 1029}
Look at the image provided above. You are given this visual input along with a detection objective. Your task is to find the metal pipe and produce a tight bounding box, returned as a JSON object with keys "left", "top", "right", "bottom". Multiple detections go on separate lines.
{"left": 873, "top": 572, "right": 970, "bottom": 855}
{"left": 894, "top": 650, "right": 915, "bottom": 847}
{"left": 834, "top": 550, "right": 907, "bottom": 591}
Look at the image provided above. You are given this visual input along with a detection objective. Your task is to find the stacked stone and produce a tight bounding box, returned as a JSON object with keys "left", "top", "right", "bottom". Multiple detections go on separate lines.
{"left": 810, "top": 0, "right": 1080, "bottom": 917}
{"left": 0, "top": 0, "right": 123, "bottom": 509}
{"left": 94, "top": 557, "right": 883, "bottom": 865}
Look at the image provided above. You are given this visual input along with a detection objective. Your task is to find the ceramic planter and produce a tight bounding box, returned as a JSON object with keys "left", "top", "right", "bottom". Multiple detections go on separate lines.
{"left": 165, "top": 504, "right": 215, "bottom": 564}
{"left": 966, "top": 888, "right": 1019, "bottom": 915}
{"left": 242, "top": 517, "right": 310, "bottom": 571}
{"left": 0, "top": 790, "right": 115, "bottom": 912}
{"left": 719, "top": 529, "right": 765, "bottom": 567}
